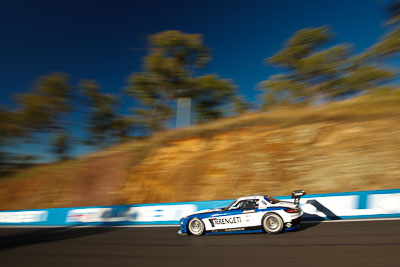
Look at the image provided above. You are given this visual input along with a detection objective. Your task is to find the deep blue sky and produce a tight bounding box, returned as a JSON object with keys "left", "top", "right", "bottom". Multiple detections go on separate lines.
{"left": 0, "top": 0, "right": 390, "bottom": 161}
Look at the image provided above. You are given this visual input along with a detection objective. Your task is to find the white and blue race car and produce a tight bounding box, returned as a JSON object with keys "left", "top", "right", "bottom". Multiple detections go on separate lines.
{"left": 178, "top": 190, "right": 306, "bottom": 236}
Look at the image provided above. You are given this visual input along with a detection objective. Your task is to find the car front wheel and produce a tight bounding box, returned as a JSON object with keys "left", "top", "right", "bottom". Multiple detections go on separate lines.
{"left": 262, "top": 213, "right": 284, "bottom": 234}
{"left": 188, "top": 217, "right": 205, "bottom": 236}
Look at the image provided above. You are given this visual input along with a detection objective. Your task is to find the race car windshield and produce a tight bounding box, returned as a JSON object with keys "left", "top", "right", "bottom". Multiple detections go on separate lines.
{"left": 224, "top": 199, "right": 237, "bottom": 210}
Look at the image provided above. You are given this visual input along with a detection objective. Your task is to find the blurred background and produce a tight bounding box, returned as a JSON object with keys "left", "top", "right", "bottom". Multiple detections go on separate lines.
{"left": 1, "top": 0, "right": 400, "bottom": 210}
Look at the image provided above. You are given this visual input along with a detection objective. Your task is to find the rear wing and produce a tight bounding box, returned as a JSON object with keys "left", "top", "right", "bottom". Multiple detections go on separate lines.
{"left": 291, "top": 190, "right": 306, "bottom": 207}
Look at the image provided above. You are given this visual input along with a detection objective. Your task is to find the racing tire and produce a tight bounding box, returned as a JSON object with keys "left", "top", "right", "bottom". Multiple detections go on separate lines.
{"left": 187, "top": 217, "right": 205, "bottom": 236}
{"left": 262, "top": 213, "right": 284, "bottom": 234}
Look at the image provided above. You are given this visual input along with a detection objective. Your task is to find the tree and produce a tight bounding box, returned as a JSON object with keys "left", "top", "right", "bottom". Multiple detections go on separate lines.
{"left": 192, "top": 75, "right": 236, "bottom": 122}
{"left": 1, "top": 73, "right": 73, "bottom": 164}
{"left": 51, "top": 132, "right": 70, "bottom": 161}
{"left": 260, "top": 27, "right": 396, "bottom": 108}
{"left": 232, "top": 95, "right": 251, "bottom": 115}
{"left": 17, "top": 73, "right": 72, "bottom": 132}
{"left": 13, "top": 73, "right": 74, "bottom": 160}
{"left": 126, "top": 73, "right": 173, "bottom": 132}
{"left": 0, "top": 108, "right": 23, "bottom": 141}
{"left": 81, "top": 79, "right": 131, "bottom": 146}
{"left": 126, "top": 30, "right": 238, "bottom": 131}
{"left": 354, "top": 1, "right": 400, "bottom": 61}
{"left": 262, "top": 27, "right": 350, "bottom": 105}
{"left": 0, "top": 108, "right": 24, "bottom": 167}
{"left": 387, "top": 0, "right": 400, "bottom": 25}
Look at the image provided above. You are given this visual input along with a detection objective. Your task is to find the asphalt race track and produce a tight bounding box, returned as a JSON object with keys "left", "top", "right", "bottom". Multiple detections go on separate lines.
{"left": 0, "top": 220, "right": 399, "bottom": 267}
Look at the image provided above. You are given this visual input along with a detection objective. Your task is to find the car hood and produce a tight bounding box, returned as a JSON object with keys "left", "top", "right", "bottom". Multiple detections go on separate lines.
{"left": 190, "top": 208, "right": 224, "bottom": 216}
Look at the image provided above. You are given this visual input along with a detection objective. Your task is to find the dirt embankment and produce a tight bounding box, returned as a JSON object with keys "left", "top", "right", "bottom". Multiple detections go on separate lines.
{"left": 1, "top": 101, "right": 400, "bottom": 210}
{"left": 121, "top": 119, "right": 400, "bottom": 204}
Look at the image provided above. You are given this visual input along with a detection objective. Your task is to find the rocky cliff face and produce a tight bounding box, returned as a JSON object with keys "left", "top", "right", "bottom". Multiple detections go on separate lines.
{"left": 122, "top": 119, "right": 400, "bottom": 204}
{"left": 1, "top": 117, "right": 400, "bottom": 211}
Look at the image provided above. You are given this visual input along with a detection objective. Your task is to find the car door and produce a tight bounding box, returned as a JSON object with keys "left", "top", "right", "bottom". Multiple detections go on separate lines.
{"left": 206, "top": 199, "right": 259, "bottom": 231}
{"left": 205, "top": 208, "right": 243, "bottom": 231}
{"left": 234, "top": 199, "right": 259, "bottom": 228}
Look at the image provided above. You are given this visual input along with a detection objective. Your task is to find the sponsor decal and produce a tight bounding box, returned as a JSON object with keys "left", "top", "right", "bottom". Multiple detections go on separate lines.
{"left": 208, "top": 226, "right": 263, "bottom": 233}
{"left": 0, "top": 211, "right": 48, "bottom": 223}
{"left": 66, "top": 208, "right": 114, "bottom": 223}
{"left": 66, "top": 205, "right": 197, "bottom": 223}
{"left": 211, "top": 227, "right": 245, "bottom": 233}
{"left": 300, "top": 193, "right": 400, "bottom": 218}
{"left": 300, "top": 196, "right": 357, "bottom": 217}
{"left": 224, "top": 227, "right": 245, "bottom": 232}
{"left": 209, "top": 216, "right": 242, "bottom": 227}
{"left": 369, "top": 193, "right": 400, "bottom": 213}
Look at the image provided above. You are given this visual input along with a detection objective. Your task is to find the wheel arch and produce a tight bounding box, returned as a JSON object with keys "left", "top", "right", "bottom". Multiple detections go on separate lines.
{"left": 261, "top": 212, "right": 285, "bottom": 234}
{"left": 187, "top": 216, "right": 206, "bottom": 236}
{"left": 261, "top": 211, "right": 284, "bottom": 224}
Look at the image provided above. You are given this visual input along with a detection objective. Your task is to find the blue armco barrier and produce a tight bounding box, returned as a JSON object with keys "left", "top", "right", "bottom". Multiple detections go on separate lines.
{"left": 0, "top": 189, "right": 399, "bottom": 226}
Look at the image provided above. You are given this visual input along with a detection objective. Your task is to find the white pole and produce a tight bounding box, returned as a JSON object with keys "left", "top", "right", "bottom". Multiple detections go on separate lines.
{"left": 176, "top": 98, "right": 191, "bottom": 128}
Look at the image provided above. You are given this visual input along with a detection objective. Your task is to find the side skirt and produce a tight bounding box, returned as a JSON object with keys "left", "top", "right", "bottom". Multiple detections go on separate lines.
{"left": 284, "top": 224, "right": 299, "bottom": 232}
{"left": 205, "top": 226, "right": 263, "bottom": 235}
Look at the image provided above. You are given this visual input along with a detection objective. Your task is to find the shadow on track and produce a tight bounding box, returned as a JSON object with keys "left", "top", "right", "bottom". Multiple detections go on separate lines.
{"left": 0, "top": 227, "right": 113, "bottom": 251}
{"left": 297, "top": 221, "right": 320, "bottom": 231}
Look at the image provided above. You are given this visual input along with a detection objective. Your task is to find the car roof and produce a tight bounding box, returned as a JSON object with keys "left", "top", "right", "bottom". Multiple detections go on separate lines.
{"left": 237, "top": 195, "right": 265, "bottom": 200}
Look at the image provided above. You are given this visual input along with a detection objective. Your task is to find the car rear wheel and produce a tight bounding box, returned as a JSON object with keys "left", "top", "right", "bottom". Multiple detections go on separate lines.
{"left": 188, "top": 217, "right": 205, "bottom": 236}
{"left": 262, "top": 213, "right": 284, "bottom": 234}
